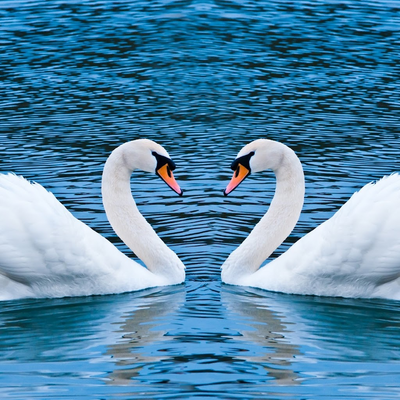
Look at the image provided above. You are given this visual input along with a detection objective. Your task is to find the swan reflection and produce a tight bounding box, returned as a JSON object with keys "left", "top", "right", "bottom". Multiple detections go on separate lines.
{"left": 221, "top": 287, "right": 301, "bottom": 385}
{"left": 223, "top": 286, "right": 400, "bottom": 368}
{"left": 0, "top": 287, "right": 183, "bottom": 371}
{"left": 105, "top": 288, "right": 184, "bottom": 385}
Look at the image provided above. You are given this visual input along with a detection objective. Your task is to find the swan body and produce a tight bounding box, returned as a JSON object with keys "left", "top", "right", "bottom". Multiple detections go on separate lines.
{"left": 222, "top": 139, "right": 400, "bottom": 300}
{"left": 0, "top": 139, "right": 185, "bottom": 301}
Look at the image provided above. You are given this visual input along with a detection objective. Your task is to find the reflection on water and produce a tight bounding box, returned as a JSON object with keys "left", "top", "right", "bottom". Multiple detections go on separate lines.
{"left": 105, "top": 288, "right": 185, "bottom": 385}
{"left": 0, "top": 283, "right": 399, "bottom": 398}
{"left": 226, "top": 287, "right": 400, "bottom": 362}
{"left": 222, "top": 287, "right": 400, "bottom": 396}
{"left": 222, "top": 288, "right": 301, "bottom": 385}
{"left": 1, "top": 0, "right": 400, "bottom": 398}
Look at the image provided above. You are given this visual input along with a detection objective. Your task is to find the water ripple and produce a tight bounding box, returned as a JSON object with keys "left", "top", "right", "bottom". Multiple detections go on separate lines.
{"left": 1, "top": 0, "right": 400, "bottom": 398}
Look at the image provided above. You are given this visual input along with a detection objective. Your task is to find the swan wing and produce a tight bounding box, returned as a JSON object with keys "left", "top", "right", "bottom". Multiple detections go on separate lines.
{"left": 253, "top": 174, "right": 400, "bottom": 298}
{"left": 303, "top": 174, "right": 400, "bottom": 281}
{"left": 0, "top": 174, "right": 155, "bottom": 299}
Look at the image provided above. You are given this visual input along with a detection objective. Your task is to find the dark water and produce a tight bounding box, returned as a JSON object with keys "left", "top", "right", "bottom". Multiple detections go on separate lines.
{"left": 1, "top": 0, "right": 400, "bottom": 398}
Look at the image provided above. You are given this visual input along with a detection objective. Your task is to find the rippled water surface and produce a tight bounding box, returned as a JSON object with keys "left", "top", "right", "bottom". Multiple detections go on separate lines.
{"left": 1, "top": 0, "right": 400, "bottom": 398}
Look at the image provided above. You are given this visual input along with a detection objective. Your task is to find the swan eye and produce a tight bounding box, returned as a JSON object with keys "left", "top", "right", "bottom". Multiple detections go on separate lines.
{"left": 152, "top": 151, "right": 176, "bottom": 172}
{"left": 231, "top": 151, "right": 255, "bottom": 172}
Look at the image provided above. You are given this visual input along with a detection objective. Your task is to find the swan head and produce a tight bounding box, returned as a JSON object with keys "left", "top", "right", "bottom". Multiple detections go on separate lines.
{"left": 224, "top": 139, "right": 285, "bottom": 195}
{"left": 118, "top": 139, "right": 183, "bottom": 196}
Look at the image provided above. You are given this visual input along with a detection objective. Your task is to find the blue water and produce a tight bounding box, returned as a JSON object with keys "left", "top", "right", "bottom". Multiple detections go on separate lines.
{"left": 1, "top": 0, "right": 400, "bottom": 398}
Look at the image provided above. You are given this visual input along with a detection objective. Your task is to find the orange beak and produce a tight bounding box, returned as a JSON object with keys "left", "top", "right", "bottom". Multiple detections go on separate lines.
{"left": 224, "top": 164, "right": 250, "bottom": 196}
{"left": 157, "top": 164, "right": 183, "bottom": 196}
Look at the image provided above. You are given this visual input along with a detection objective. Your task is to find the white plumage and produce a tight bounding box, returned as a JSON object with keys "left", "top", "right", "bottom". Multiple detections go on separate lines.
{"left": 222, "top": 139, "right": 400, "bottom": 300}
{"left": 0, "top": 139, "right": 185, "bottom": 301}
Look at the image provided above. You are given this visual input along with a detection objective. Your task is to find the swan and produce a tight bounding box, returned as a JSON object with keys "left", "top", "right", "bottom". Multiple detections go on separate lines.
{"left": 222, "top": 139, "right": 400, "bottom": 300}
{"left": 0, "top": 139, "right": 185, "bottom": 301}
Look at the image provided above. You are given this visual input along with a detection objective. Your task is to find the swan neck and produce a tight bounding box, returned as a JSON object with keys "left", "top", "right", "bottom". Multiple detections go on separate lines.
{"left": 101, "top": 145, "right": 184, "bottom": 282}
{"left": 222, "top": 145, "right": 305, "bottom": 282}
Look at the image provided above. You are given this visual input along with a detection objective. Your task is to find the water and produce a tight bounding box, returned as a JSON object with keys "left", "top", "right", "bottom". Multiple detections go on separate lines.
{"left": 1, "top": 0, "right": 400, "bottom": 398}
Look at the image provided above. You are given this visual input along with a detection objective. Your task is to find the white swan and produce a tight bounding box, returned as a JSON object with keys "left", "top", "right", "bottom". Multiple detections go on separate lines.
{"left": 222, "top": 139, "right": 400, "bottom": 300}
{"left": 0, "top": 139, "right": 185, "bottom": 301}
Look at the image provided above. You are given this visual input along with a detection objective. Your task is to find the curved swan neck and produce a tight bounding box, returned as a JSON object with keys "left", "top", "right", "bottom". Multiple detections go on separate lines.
{"left": 222, "top": 143, "right": 305, "bottom": 282}
{"left": 101, "top": 144, "right": 184, "bottom": 281}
